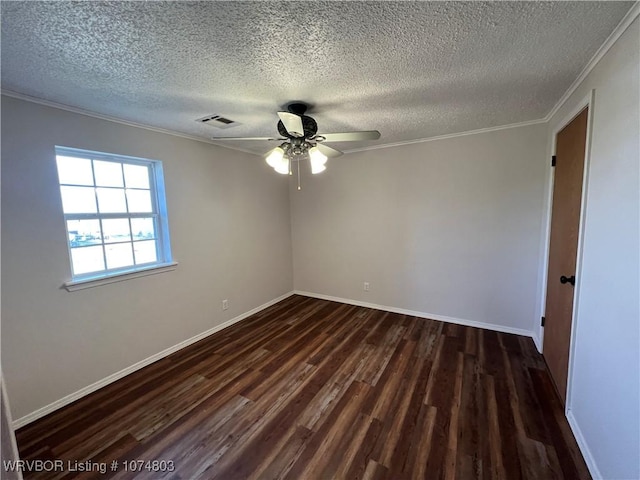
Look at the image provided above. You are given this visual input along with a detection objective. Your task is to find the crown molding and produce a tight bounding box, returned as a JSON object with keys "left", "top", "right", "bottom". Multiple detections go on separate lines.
{"left": 544, "top": 2, "right": 640, "bottom": 122}
{"left": 346, "top": 2, "right": 640, "bottom": 155}
{"left": 0, "top": 89, "right": 258, "bottom": 156}
{"left": 4, "top": 3, "right": 638, "bottom": 158}
{"left": 343, "top": 117, "right": 547, "bottom": 154}
{"left": 3, "top": 88, "right": 547, "bottom": 156}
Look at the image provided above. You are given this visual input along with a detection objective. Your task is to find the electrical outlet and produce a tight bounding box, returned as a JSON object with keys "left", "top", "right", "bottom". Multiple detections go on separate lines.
{"left": 364, "top": 282, "right": 370, "bottom": 292}
{"left": 222, "top": 299, "right": 229, "bottom": 310}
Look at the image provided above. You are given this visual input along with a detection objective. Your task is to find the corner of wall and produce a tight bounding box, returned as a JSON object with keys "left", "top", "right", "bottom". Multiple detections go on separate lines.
{"left": 566, "top": 409, "right": 603, "bottom": 480}
{"left": 12, "top": 290, "right": 295, "bottom": 429}
{"left": 295, "top": 290, "right": 536, "bottom": 339}
{"left": 532, "top": 329, "right": 543, "bottom": 353}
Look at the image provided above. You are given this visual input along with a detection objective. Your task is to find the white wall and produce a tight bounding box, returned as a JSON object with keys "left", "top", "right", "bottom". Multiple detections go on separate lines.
{"left": 2, "top": 22, "right": 637, "bottom": 480}
{"left": 1, "top": 96, "right": 293, "bottom": 420}
{"left": 545, "top": 18, "right": 639, "bottom": 480}
{"left": 291, "top": 123, "right": 548, "bottom": 334}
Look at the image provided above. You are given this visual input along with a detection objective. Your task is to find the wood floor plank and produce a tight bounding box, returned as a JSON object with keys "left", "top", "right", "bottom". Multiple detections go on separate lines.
{"left": 405, "top": 404, "right": 438, "bottom": 480}
{"left": 385, "top": 357, "right": 433, "bottom": 476}
{"left": 333, "top": 414, "right": 375, "bottom": 480}
{"left": 211, "top": 372, "right": 321, "bottom": 479}
{"left": 360, "top": 322, "right": 406, "bottom": 386}
{"left": 484, "top": 374, "right": 507, "bottom": 480}
{"left": 248, "top": 424, "right": 312, "bottom": 480}
{"left": 343, "top": 417, "right": 384, "bottom": 480}
{"left": 528, "top": 367, "right": 592, "bottom": 480}
{"left": 363, "top": 460, "right": 389, "bottom": 480}
{"left": 15, "top": 295, "right": 591, "bottom": 480}
{"left": 369, "top": 338, "right": 416, "bottom": 421}
{"left": 282, "top": 381, "right": 371, "bottom": 480}
{"left": 423, "top": 337, "right": 462, "bottom": 480}
{"left": 444, "top": 352, "right": 464, "bottom": 480}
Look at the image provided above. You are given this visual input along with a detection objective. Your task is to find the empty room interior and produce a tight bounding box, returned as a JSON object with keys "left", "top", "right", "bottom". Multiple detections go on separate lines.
{"left": 1, "top": 2, "right": 639, "bottom": 479}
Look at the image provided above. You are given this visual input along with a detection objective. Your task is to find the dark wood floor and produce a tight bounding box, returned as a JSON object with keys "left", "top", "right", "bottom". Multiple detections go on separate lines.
{"left": 16, "top": 295, "right": 590, "bottom": 479}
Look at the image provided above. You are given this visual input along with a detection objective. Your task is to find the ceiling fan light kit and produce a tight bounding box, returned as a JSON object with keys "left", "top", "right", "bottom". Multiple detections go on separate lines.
{"left": 309, "top": 146, "right": 328, "bottom": 174}
{"left": 212, "top": 102, "right": 380, "bottom": 189}
{"left": 265, "top": 146, "right": 287, "bottom": 171}
{"left": 265, "top": 142, "right": 328, "bottom": 176}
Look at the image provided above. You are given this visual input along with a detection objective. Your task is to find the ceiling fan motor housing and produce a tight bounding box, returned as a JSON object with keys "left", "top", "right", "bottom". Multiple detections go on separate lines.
{"left": 277, "top": 115, "right": 318, "bottom": 139}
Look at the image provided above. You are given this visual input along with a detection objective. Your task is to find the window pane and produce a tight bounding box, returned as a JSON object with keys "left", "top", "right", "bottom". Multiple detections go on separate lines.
{"left": 55, "top": 148, "right": 171, "bottom": 280}
{"left": 126, "top": 189, "right": 153, "bottom": 213}
{"left": 71, "top": 246, "right": 105, "bottom": 275}
{"left": 60, "top": 186, "right": 97, "bottom": 214}
{"left": 67, "top": 219, "right": 102, "bottom": 247}
{"left": 93, "top": 160, "right": 124, "bottom": 187}
{"left": 56, "top": 156, "right": 94, "bottom": 186}
{"left": 124, "top": 164, "right": 150, "bottom": 189}
{"left": 134, "top": 240, "right": 157, "bottom": 265}
{"left": 131, "top": 217, "right": 155, "bottom": 240}
{"left": 102, "top": 218, "right": 131, "bottom": 244}
{"left": 96, "top": 187, "right": 127, "bottom": 213}
{"left": 105, "top": 243, "right": 134, "bottom": 269}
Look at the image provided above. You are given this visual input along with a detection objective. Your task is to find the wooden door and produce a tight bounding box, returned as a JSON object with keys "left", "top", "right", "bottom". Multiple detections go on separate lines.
{"left": 543, "top": 108, "right": 588, "bottom": 405}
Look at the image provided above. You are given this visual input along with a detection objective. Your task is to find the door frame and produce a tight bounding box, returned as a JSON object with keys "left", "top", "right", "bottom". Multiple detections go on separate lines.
{"left": 537, "top": 89, "right": 595, "bottom": 412}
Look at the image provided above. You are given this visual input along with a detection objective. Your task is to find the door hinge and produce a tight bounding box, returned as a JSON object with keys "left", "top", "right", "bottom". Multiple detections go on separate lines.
{"left": 551, "top": 155, "right": 557, "bottom": 167}
{"left": 541, "top": 316, "right": 546, "bottom": 327}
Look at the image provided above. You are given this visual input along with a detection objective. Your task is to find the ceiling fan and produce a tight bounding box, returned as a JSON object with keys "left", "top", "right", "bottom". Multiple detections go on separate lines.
{"left": 210, "top": 102, "right": 380, "bottom": 182}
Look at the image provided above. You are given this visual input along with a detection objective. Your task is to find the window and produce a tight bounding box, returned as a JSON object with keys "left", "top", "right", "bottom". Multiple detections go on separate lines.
{"left": 55, "top": 147, "right": 173, "bottom": 286}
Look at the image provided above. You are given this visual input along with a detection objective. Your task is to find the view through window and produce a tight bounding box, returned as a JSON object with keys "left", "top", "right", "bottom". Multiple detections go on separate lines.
{"left": 55, "top": 147, "right": 172, "bottom": 281}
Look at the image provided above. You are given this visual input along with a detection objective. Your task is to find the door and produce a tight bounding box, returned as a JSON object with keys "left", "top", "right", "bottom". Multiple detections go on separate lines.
{"left": 543, "top": 107, "right": 588, "bottom": 405}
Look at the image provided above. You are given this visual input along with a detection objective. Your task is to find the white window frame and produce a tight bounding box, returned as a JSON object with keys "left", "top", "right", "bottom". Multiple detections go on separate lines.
{"left": 56, "top": 146, "right": 176, "bottom": 291}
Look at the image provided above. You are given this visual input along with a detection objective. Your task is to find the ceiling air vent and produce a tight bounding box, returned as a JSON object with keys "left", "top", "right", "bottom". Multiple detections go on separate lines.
{"left": 196, "top": 114, "right": 240, "bottom": 129}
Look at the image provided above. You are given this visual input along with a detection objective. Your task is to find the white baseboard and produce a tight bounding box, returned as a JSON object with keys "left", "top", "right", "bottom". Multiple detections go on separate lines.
{"left": 532, "top": 331, "right": 543, "bottom": 353}
{"left": 13, "top": 291, "right": 294, "bottom": 429}
{"left": 293, "top": 292, "right": 601, "bottom": 478}
{"left": 294, "top": 291, "right": 535, "bottom": 339}
{"left": 14, "top": 290, "right": 537, "bottom": 428}
{"left": 566, "top": 409, "right": 602, "bottom": 479}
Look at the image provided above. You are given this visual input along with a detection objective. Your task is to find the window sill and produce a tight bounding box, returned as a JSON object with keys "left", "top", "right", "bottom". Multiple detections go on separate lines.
{"left": 63, "top": 262, "right": 178, "bottom": 292}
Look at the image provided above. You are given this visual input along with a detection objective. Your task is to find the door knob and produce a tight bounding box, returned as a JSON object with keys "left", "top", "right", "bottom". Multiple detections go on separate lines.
{"left": 560, "top": 275, "right": 575, "bottom": 286}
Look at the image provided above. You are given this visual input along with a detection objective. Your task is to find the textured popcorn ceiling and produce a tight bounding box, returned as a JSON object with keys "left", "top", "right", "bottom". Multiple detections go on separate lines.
{"left": 0, "top": 1, "right": 633, "bottom": 155}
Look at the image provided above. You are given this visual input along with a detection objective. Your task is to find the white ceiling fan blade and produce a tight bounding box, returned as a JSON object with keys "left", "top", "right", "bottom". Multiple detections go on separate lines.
{"left": 314, "top": 143, "right": 343, "bottom": 158}
{"left": 277, "top": 112, "right": 305, "bottom": 138}
{"left": 210, "top": 136, "right": 283, "bottom": 141}
{"left": 316, "top": 131, "right": 381, "bottom": 142}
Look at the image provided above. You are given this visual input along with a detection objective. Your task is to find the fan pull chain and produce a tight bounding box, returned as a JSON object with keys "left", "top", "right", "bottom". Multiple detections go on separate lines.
{"left": 297, "top": 159, "right": 301, "bottom": 190}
